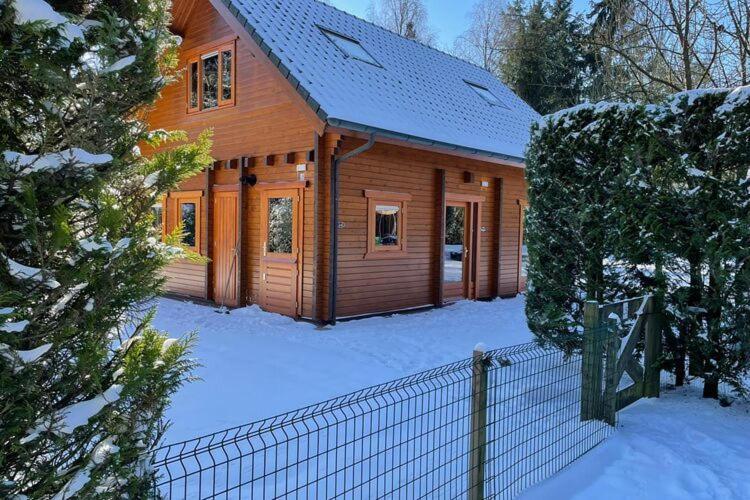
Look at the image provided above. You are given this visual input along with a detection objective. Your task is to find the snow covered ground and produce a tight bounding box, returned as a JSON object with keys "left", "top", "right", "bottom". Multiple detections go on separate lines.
{"left": 152, "top": 296, "right": 750, "bottom": 499}
{"left": 152, "top": 296, "right": 532, "bottom": 442}
{"left": 523, "top": 382, "right": 750, "bottom": 499}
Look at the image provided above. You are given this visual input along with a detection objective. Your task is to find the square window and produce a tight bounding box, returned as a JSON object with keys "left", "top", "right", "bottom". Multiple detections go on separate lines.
{"left": 187, "top": 40, "right": 235, "bottom": 113}
{"left": 364, "top": 190, "right": 411, "bottom": 258}
{"left": 267, "top": 196, "right": 294, "bottom": 254}
{"left": 166, "top": 191, "right": 202, "bottom": 254}
{"left": 320, "top": 28, "right": 381, "bottom": 67}
{"left": 466, "top": 81, "right": 507, "bottom": 108}
{"left": 180, "top": 201, "right": 197, "bottom": 247}
{"left": 375, "top": 204, "right": 400, "bottom": 247}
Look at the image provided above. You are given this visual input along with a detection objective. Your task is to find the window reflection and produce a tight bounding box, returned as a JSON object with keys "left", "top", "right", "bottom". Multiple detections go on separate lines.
{"left": 268, "top": 197, "right": 293, "bottom": 254}
{"left": 375, "top": 205, "right": 399, "bottom": 247}
{"left": 444, "top": 206, "right": 464, "bottom": 282}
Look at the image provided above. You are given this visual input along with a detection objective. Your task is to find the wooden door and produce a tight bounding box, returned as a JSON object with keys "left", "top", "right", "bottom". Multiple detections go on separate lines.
{"left": 443, "top": 201, "right": 472, "bottom": 302}
{"left": 443, "top": 196, "right": 482, "bottom": 303}
{"left": 212, "top": 190, "right": 239, "bottom": 307}
{"left": 259, "top": 188, "right": 301, "bottom": 317}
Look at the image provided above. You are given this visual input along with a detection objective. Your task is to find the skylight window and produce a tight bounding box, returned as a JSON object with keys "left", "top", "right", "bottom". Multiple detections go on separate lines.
{"left": 466, "top": 81, "right": 507, "bottom": 108}
{"left": 320, "top": 28, "right": 381, "bottom": 67}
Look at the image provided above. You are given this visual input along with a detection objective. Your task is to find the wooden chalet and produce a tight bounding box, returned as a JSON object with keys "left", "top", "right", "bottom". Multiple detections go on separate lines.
{"left": 150, "top": 0, "right": 539, "bottom": 322}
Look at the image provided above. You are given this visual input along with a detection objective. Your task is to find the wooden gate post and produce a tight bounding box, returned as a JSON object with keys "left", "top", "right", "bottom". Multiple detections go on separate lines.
{"left": 581, "top": 300, "right": 602, "bottom": 421}
{"left": 643, "top": 296, "right": 662, "bottom": 398}
{"left": 602, "top": 315, "right": 621, "bottom": 425}
{"left": 468, "top": 344, "right": 489, "bottom": 500}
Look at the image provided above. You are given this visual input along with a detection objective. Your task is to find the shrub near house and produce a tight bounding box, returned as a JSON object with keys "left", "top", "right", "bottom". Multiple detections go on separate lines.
{"left": 0, "top": 0, "right": 210, "bottom": 497}
{"left": 525, "top": 88, "right": 750, "bottom": 398}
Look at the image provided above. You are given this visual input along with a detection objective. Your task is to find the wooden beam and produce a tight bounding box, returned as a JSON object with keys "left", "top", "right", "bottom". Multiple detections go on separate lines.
{"left": 436, "top": 168, "right": 446, "bottom": 307}
{"left": 495, "top": 177, "right": 504, "bottom": 297}
{"left": 327, "top": 126, "right": 525, "bottom": 168}
{"left": 265, "top": 155, "right": 275, "bottom": 167}
{"left": 285, "top": 152, "right": 296, "bottom": 165}
{"left": 204, "top": 167, "right": 214, "bottom": 301}
{"left": 312, "top": 133, "right": 320, "bottom": 322}
{"left": 237, "top": 168, "right": 245, "bottom": 307}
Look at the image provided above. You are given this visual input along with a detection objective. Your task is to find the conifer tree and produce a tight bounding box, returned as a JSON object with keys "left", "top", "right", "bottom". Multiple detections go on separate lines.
{"left": 526, "top": 88, "right": 750, "bottom": 398}
{"left": 0, "top": 0, "right": 211, "bottom": 496}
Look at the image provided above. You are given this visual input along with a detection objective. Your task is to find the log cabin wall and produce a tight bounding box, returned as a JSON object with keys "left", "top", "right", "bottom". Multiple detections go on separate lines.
{"left": 332, "top": 136, "right": 527, "bottom": 319}
{"left": 148, "top": 0, "right": 322, "bottom": 313}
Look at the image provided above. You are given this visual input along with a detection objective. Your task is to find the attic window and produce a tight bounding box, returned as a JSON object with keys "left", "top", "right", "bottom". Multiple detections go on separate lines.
{"left": 320, "top": 28, "right": 381, "bottom": 67}
{"left": 187, "top": 40, "right": 236, "bottom": 113}
{"left": 466, "top": 81, "right": 507, "bottom": 108}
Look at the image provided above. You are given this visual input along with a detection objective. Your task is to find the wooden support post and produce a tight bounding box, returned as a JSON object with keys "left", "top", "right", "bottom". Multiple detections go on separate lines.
{"left": 643, "top": 296, "right": 662, "bottom": 398}
{"left": 435, "top": 168, "right": 446, "bottom": 307}
{"left": 495, "top": 177, "right": 504, "bottom": 297}
{"left": 204, "top": 167, "right": 214, "bottom": 301}
{"left": 468, "top": 344, "right": 489, "bottom": 500}
{"left": 602, "top": 316, "right": 620, "bottom": 425}
{"left": 236, "top": 169, "right": 245, "bottom": 306}
{"left": 581, "top": 300, "right": 602, "bottom": 421}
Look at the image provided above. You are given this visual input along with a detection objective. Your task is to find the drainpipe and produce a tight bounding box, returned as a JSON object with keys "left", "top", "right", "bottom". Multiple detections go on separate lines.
{"left": 328, "top": 133, "right": 376, "bottom": 324}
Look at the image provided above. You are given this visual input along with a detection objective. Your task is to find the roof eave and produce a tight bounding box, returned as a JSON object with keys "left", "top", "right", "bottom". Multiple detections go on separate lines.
{"left": 327, "top": 118, "right": 526, "bottom": 166}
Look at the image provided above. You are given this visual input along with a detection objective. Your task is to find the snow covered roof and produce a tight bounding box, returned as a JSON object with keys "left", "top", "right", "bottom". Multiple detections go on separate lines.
{"left": 219, "top": 0, "right": 540, "bottom": 162}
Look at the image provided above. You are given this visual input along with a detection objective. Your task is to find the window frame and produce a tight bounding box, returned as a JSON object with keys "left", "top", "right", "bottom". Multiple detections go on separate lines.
{"left": 319, "top": 27, "right": 382, "bottom": 68}
{"left": 518, "top": 200, "right": 528, "bottom": 290}
{"left": 465, "top": 80, "right": 508, "bottom": 108}
{"left": 364, "top": 189, "right": 411, "bottom": 259}
{"left": 167, "top": 190, "right": 203, "bottom": 254}
{"left": 186, "top": 39, "right": 236, "bottom": 114}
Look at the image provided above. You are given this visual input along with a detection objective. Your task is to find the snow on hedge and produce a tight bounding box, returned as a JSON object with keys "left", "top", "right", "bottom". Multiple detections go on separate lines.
{"left": 51, "top": 436, "right": 120, "bottom": 500}
{"left": 101, "top": 55, "right": 136, "bottom": 74}
{"left": 22, "top": 385, "right": 124, "bottom": 444}
{"left": 0, "top": 342, "right": 53, "bottom": 372}
{"left": 3, "top": 148, "right": 112, "bottom": 176}
{"left": 0, "top": 320, "right": 29, "bottom": 333}
{"left": 4, "top": 255, "right": 60, "bottom": 288}
{"left": 12, "top": 0, "right": 87, "bottom": 44}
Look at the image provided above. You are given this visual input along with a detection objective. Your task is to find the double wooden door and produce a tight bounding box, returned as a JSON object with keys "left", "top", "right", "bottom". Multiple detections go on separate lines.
{"left": 259, "top": 188, "right": 302, "bottom": 316}
{"left": 443, "top": 197, "right": 481, "bottom": 303}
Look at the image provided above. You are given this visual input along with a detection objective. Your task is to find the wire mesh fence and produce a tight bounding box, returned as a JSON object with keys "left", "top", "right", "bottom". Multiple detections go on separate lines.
{"left": 151, "top": 333, "right": 619, "bottom": 499}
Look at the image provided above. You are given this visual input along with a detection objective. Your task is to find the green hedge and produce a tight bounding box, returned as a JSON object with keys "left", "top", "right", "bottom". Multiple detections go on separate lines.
{"left": 525, "top": 87, "right": 750, "bottom": 397}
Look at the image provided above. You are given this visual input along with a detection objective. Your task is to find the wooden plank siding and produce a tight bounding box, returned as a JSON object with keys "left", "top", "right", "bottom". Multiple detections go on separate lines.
{"left": 332, "top": 137, "right": 526, "bottom": 319}
{"left": 148, "top": 0, "right": 322, "bottom": 314}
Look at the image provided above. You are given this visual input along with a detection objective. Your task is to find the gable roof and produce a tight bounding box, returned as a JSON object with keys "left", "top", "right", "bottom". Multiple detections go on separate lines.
{"left": 218, "top": 0, "right": 540, "bottom": 163}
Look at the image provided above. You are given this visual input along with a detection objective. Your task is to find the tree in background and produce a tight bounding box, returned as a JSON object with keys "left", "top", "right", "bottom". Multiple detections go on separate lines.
{"left": 0, "top": 0, "right": 211, "bottom": 496}
{"left": 452, "top": 0, "right": 508, "bottom": 76}
{"left": 589, "top": 0, "right": 750, "bottom": 101}
{"left": 456, "top": 0, "right": 588, "bottom": 114}
{"left": 367, "top": 0, "right": 437, "bottom": 45}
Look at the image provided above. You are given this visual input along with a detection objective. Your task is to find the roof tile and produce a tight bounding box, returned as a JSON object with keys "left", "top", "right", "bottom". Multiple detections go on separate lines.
{"left": 226, "top": 0, "right": 540, "bottom": 160}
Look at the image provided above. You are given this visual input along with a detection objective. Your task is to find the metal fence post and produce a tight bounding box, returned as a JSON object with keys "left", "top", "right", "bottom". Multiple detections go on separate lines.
{"left": 581, "top": 300, "right": 602, "bottom": 421}
{"left": 643, "top": 296, "right": 662, "bottom": 398}
{"left": 468, "top": 344, "right": 489, "bottom": 500}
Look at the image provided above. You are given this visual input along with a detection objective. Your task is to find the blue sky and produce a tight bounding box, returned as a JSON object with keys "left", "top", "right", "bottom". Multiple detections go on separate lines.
{"left": 328, "top": 0, "right": 592, "bottom": 50}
